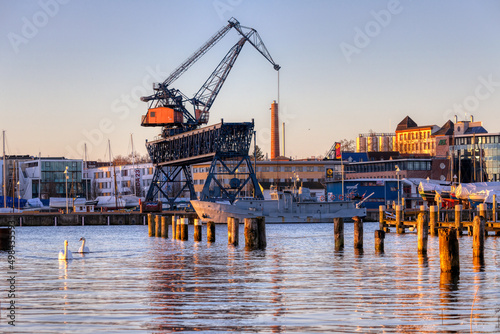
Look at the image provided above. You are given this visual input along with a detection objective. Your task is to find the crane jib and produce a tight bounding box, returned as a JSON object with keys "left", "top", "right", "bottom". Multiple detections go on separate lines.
{"left": 140, "top": 17, "right": 280, "bottom": 136}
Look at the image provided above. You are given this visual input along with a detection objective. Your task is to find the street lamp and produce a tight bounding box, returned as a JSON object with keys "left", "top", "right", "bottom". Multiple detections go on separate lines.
{"left": 395, "top": 165, "right": 400, "bottom": 206}
{"left": 64, "top": 166, "right": 69, "bottom": 214}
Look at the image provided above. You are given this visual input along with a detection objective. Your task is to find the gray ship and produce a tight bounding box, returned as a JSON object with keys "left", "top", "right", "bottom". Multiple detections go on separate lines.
{"left": 191, "top": 186, "right": 366, "bottom": 223}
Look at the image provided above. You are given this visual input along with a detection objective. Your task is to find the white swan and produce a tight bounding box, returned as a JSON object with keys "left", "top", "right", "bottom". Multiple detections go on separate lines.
{"left": 58, "top": 240, "right": 73, "bottom": 260}
{"left": 78, "top": 237, "right": 90, "bottom": 253}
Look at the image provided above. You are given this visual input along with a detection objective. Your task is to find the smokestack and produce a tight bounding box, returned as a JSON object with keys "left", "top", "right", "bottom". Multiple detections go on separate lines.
{"left": 282, "top": 122, "right": 285, "bottom": 157}
{"left": 271, "top": 101, "right": 279, "bottom": 160}
{"left": 470, "top": 115, "right": 474, "bottom": 122}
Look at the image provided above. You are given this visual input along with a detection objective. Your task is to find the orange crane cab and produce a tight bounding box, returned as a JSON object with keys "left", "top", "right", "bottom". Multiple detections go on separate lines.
{"left": 141, "top": 107, "right": 183, "bottom": 126}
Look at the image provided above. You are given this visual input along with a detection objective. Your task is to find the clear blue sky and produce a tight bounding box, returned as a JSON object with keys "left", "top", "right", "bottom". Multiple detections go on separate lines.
{"left": 2, "top": 0, "right": 500, "bottom": 161}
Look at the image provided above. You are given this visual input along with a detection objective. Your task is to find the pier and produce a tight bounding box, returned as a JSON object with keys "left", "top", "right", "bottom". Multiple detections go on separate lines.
{"left": 379, "top": 204, "right": 500, "bottom": 235}
{"left": 0, "top": 212, "right": 197, "bottom": 227}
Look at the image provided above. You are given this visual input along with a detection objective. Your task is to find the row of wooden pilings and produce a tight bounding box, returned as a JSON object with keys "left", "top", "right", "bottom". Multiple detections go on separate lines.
{"left": 380, "top": 203, "right": 500, "bottom": 236}
{"left": 146, "top": 214, "right": 266, "bottom": 250}
{"left": 335, "top": 213, "right": 486, "bottom": 276}
{"left": 379, "top": 203, "right": 492, "bottom": 277}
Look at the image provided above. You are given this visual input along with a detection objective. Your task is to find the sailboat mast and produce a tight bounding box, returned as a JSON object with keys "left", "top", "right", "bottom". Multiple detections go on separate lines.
{"left": 38, "top": 152, "right": 41, "bottom": 200}
{"left": 3, "top": 130, "right": 6, "bottom": 208}
{"left": 84, "top": 143, "right": 88, "bottom": 200}
{"left": 131, "top": 134, "right": 136, "bottom": 196}
{"left": 109, "top": 140, "right": 119, "bottom": 209}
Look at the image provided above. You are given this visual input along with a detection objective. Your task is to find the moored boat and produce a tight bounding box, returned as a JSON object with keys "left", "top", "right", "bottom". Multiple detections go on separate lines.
{"left": 191, "top": 186, "right": 366, "bottom": 224}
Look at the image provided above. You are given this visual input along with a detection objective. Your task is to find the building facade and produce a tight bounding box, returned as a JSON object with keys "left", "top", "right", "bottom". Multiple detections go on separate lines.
{"left": 395, "top": 116, "right": 439, "bottom": 155}
{"left": 89, "top": 163, "right": 155, "bottom": 198}
{"left": 17, "top": 157, "right": 88, "bottom": 200}
{"left": 451, "top": 132, "right": 500, "bottom": 183}
{"left": 192, "top": 159, "right": 341, "bottom": 199}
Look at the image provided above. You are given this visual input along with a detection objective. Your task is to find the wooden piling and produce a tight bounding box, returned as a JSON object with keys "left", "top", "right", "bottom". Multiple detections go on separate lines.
{"left": 429, "top": 205, "right": 438, "bottom": 236}
{"left": 378, "top": 205, "right": 386, "bottom": 230}
{"left": 473, "top": 216, "right": 485, "bottom": 259}
{"left": 161, "top": 216, "right": 168, "bottom": 238}
{"left": 180, "top": 217, "right": 188, "bottom": 241}
{"left": 194, "top": 219, "right": 202, "bottom": 242}
{"left": 454, "top": 204, "right": 463, "bottom": 237}
{"left": 228, "top": 217, "right": 239, "bottom": 246}
{"left": 334, "top": 217, "right": 344, "bottom": 251}
{"left": 479, "top": 203, "right": 487, "bottom": 222}
{"left": 244, "top": 218, "right": 259, "bottom": 249}
{"left": 257, "top": 216, "right": 266, "bottom": 249}
{"left": 493, "top": 194, "right": 497, "bottom": 222}
{"left": 395, "top": 205, "right": 404, "bottom": 234}
{"left": 147, "top": 214, "right": 154, "bottom": 237}
{"left": 0, "top": 227, "right": 12, "bottom": 250}
{"left": 374, "top": 230, "right": 385, "bottom": 253}
{"left": 155, "top": 215, "right": 161, "bottom": 237}
{"left": 439, "top": 228, "right": 460, "bottom": 273}
{"left": 172, "top": 215, "right": 178, "bottom": 239}
{"left": 353, "top": 216, "right": 363, "bottom": 249}
{"left": 437, "top": 198, "right": 441, "bottom": 222}
{"left": 176, "top": 218, "right": 181, "bottom": 240}
{"left": 417, "top": 212, "right": 428, "bottom": 254}
{"left": 207, "top": 221, "right": 215, "bottom": 243}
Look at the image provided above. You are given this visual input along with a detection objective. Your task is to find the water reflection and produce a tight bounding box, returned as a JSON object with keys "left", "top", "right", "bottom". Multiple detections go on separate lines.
{"left": 4, "top": 224, "right": 500, "bottom": 332}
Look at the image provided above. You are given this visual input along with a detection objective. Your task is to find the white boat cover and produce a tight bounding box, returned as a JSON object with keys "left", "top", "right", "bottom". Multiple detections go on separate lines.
{"left": 418, "top": 181, "right": 451, "bottom": 194}
{"left": 49, "top": 197, "right": 85, "bottom": 208}
{"left": 455, "top": 182, "right": 500, "bottom": 200}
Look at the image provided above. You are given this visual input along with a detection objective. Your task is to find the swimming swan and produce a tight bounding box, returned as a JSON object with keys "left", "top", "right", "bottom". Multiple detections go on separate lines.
{"left": 58, "top": 240, "right": 73, "bottom": 260}
{"left": 78, "top": 237, "right": 90, "bottom": 253}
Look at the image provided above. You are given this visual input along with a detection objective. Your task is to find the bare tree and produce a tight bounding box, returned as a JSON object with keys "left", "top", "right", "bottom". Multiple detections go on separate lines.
{"left": 339, "top": 139, "right": 355, "bottom": 152}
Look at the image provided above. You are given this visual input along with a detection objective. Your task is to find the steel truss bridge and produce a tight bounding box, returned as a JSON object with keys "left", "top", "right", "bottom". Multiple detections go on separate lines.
{"left": 145, "top": 120, "right": 263, "bottom": 207}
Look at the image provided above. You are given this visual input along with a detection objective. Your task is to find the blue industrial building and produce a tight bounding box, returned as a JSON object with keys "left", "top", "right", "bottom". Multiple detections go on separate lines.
{"left": 326, "top": 178, "right": 401, "bottom": 210}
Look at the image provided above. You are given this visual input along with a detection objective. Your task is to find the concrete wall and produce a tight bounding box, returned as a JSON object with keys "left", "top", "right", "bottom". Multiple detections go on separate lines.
{"left": 0, "top": 213, "right": 147, "bottom": 226}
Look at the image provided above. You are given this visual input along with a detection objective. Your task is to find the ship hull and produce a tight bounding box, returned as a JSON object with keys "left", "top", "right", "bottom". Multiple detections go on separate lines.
{"left": 191, "top": 199, "right": 366, "bottom": 224}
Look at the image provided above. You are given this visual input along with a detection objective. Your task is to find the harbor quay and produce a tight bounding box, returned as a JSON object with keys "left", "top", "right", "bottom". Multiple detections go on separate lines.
{"left": 0, "top": 211, "right": 197, "bottom": 227}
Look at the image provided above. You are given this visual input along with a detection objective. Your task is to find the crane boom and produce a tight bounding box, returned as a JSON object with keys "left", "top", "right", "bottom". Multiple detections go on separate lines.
{"left": 162, "top": 18, "right": 239, "bottom": 87}
{"left": 192, "top": 28, "right": 280, "bottom": 118}
{"left": 140, "top": 17, "right": 280, "bottom": 137}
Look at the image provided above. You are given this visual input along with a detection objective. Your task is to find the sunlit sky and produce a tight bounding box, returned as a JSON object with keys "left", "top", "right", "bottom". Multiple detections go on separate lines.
{"left": 2, "top": 0, "right": 500, "bottom": 161}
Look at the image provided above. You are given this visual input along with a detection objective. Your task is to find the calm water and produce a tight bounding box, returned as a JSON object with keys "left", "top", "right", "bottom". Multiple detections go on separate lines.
{"left": 1, "top": 222, "right": 500, "bottom": 333}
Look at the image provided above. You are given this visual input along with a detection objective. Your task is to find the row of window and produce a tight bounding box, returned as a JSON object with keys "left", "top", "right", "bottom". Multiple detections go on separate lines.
{"left": 347, "top": 161, "right": 431, "bottom": 173}
{"left": 41, "top": 161, "right": 80, "bottom": 172}
{"left": 193, "top": 178, "right": 324, "bottom": 185}
{"left": 93, "top": 167, "right": 154, "bottom": 179}
{"left": 455, "top": 135, "right": 500, "bottom": 145}
{"left": 399, "top": 142, "right": 435, "bottom": 152}
{"left": 98, "top": 179, "right": 151, "bottom": 189}
{"left": 399, "top": 131, "right": 431, "bottom": 141}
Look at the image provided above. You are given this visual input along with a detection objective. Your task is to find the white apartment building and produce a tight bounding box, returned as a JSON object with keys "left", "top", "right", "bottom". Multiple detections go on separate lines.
{"left": 88, "top": 163, "right": 154, "bottom": 198}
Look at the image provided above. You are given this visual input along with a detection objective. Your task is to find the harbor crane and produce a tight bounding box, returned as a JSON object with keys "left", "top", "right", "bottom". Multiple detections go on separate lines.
{"left": 141, "top": 17, "right": 280, "bottom": 138}
{"left": 140, "top": 18, "right": 280, "bottom": 207}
